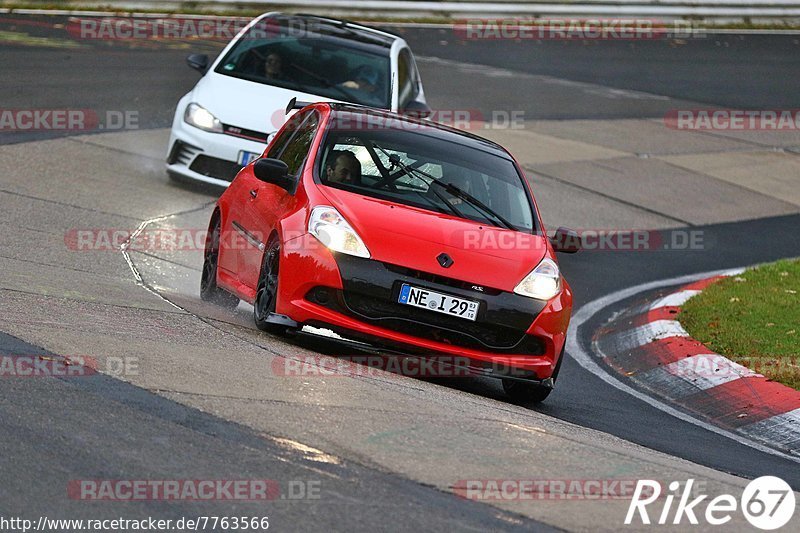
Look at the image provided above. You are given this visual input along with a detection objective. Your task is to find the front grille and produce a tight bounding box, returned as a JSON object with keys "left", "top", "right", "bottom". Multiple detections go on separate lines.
{"left": 189, "top": 155, "right": 243, "bottom": 182}
{"left": 382, "top": 263, "right": 502, "bottom": 295}
{"left": 223, "top": 124, "right": 270, "bottom": 143}
{"left": 307, "top": 286, "right": 544, "bottom": 355}
{"left": 167, "top": 140, "right": 202, "bottom": 166}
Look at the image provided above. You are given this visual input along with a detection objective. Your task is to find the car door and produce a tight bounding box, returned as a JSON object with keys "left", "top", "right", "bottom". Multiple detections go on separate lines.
{"left": 229, "top": 117, "right": 296, "bottom": 286}
{"left": 238, "top": 109, "right": 321, "bottom": 291}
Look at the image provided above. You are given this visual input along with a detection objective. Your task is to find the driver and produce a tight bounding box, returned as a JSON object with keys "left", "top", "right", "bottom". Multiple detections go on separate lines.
{"left": 263, "top": 51, "right": 284, "bottom": 80}
{"left": 325, "top": 150, "right": 361, "bottom": 186}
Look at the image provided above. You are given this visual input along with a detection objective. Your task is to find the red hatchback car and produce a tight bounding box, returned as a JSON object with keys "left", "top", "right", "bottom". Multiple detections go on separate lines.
{"left": 201, "top": 102, "right": 580, "bottom": 402}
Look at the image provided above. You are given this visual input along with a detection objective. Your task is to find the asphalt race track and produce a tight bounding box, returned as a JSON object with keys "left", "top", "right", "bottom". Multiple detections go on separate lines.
{"left": 1, "top": 14, "right": 800, "bottom": 531}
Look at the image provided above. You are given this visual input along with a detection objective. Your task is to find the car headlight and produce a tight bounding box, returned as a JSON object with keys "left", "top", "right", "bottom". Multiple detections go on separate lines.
{"left": 184, "top": 103, "right": 223, "bottom": 133}
{"left": 309, "top": 206, "right": 370, "bottom": 258}
{"left": 513, "top": 258, "right": 561, "bottom": 300}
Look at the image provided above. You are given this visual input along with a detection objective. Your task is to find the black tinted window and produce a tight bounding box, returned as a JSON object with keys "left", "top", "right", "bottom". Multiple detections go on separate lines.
{"left": 280, "top": 112, "right": 320, "bottom": 176}
{"left": 214, "top": 18, "right": 392, "bottom": 108}
{"left": 319, "top": 116, "right": 535, "bottom": 232}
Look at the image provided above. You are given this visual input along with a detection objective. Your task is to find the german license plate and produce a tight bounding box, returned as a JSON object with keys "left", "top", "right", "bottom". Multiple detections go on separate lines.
{"left": 238, "top": 151, "right": 260, "bottom": 166}
{"left": 398, "top": 284, "right": 478, "bottom": 321}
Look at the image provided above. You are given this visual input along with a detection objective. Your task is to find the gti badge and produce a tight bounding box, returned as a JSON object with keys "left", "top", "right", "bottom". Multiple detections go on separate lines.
{"left": 436, "top": 253, "right": 454, "bottom": 268}
{"left": 471, "top": 285, "right": 485, "bottom": 292}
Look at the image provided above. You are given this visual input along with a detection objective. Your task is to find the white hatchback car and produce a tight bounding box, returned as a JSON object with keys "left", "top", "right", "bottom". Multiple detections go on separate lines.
{"left": 166, "top": 13, "right": 429, "bottom": 187}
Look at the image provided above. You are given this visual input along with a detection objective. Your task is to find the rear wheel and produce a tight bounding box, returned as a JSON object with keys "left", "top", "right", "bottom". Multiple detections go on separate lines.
{"left": 254, "top": 238, "right": 287, "bottom": 335}
{"left": 200, "top": 215, "right": 239, "bottom": 310}
{"left": 502, "top": 347, "right": 565, "bottom": 404}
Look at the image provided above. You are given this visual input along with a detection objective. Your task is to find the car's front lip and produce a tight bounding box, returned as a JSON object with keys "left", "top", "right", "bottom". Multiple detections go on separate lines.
{"left": 309, "top": 254, "right": 549, "bottom": 355}
{"left": 292, "top": 321, "right": 553, "bottom": 385}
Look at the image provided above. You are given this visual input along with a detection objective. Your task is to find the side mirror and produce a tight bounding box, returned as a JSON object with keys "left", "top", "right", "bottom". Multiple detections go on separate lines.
{"left": 253, "top": 158, "right": 294, "bottom": 193}
{"left": 403, "top": 100, "right": 432, "bottom": 119}
{"left": 186, "top": 53, "right": 209, "bottom": 74}
{"left": 550, "top": 227, "right": 582, "bottom": 253}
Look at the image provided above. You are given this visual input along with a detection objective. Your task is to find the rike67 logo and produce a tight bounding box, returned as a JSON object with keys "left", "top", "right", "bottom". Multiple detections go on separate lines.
{"left": 626, "top": 476, "right": 795, "bottom": 529}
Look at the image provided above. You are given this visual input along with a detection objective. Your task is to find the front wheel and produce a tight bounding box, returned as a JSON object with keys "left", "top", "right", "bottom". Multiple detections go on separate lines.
{"left": 502, "top": 380, "right": 553, "bottom": 403}
{"left": 200, "top": 215, "right": 240, "bottom": 310}
{"left": 254, "top": 238, "right": 287, "bottom": 335}
{"left": 502, "top": 347, "right": 565, "bottom": 404}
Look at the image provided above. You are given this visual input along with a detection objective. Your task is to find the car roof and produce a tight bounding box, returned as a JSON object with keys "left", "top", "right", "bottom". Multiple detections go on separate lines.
{"left": 267, "top": 13, "right": 399, "bottom": 49}
{"left": 325, "top": 103, "right": 514, "bottom": 160}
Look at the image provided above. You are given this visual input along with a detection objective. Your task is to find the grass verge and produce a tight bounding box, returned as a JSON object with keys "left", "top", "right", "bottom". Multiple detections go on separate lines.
{"left": 680, "top": 258, "right": 800, "bottom": 390}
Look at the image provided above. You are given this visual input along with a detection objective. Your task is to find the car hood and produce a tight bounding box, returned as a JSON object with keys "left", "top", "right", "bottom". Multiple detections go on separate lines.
{"left": 191, "top": 72, "right": 336, "bottom": 134}
{"left": 317, "top": 186, "right": 549, "bottom": 292}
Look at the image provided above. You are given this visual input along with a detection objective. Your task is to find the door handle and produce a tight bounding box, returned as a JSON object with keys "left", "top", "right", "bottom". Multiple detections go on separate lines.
{"left": 249, "top": 189, "right": 258, "bottom": 199}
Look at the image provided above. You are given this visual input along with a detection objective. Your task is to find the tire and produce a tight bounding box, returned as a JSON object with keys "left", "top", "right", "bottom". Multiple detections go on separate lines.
{"left": 254, "top": 238, "right": 287, "bottom": 335}
{"left": 502, "top": 346, "right": 565, "bottom": 404}
{"left": 200, "top": 215, "right": 240, "bottom": 310}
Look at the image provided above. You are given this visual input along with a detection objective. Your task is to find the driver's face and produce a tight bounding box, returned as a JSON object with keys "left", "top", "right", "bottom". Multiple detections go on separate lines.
{"left": 327, "top": 156, "right": 358, "bottom": 184}
{"left": 264, "top": 53, "right": 282, "bottom": 77}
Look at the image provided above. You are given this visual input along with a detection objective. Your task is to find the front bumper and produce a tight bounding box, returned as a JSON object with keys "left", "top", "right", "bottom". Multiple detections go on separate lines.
{"left": 277, "top": 234, "right": 571, "bottom": 380}
{"left": 166, "top": 118, "right": 268, "bottom": 187}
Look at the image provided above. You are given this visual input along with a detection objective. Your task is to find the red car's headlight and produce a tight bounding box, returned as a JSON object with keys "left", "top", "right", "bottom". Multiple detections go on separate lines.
{"left": 308, "top": 206, "right": 370, "bottom": 259}
{"left": 513, "top": 258, "right": 561, "bottom": 300}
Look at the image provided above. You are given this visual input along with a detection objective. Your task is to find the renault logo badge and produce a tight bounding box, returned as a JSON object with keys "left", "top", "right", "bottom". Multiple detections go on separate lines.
{"left": 437, "top": 253, "right": 454, "bottom": 268}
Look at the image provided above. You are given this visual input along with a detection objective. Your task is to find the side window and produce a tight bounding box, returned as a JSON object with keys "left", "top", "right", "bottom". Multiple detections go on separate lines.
{"left": 397, "top": 49, "right": 415, "bottom": 109}
{"left": 278, "top": 112, "right": 320, "bottom": 176}
{"left": 266, "top": 116, "right": 300, "bottom": 160}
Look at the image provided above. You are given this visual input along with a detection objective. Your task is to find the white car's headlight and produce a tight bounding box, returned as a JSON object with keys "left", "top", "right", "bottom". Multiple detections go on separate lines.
{"left": 309, "top": 206, "right": 370, "bottom": 258}
{"left": 513, "top": 258, "right": 561, "bottom": 300}
{"left": 184, "top": 103, "right": 223, "bottom": 133}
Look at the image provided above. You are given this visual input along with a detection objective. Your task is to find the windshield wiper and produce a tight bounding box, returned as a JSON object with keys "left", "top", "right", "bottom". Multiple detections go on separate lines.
{"left": 373, "top": 145, "right": 516, "bottom": 231}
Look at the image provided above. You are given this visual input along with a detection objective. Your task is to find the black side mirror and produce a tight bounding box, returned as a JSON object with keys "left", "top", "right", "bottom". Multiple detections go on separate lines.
{"left": 550, "top": 227, "right": 582, "bottom": 253}
{"left": 403, "top": 100, "right": 432, "bottom": 119}
{"left": 186, "top": 54, "right": 209, "bottom": 74}
{"left": 254, "top": 158, "right": 294, "bottom": 193}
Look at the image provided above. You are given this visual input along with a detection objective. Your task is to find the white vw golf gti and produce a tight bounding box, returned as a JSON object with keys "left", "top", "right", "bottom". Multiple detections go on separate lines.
{"left": 167, "top": 13, "right": 429, "bottom": 186}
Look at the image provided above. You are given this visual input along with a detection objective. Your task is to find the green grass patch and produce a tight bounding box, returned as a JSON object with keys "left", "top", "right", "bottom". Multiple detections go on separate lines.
{"left": 680, "top": 258, "right": 800, "bottom": 390}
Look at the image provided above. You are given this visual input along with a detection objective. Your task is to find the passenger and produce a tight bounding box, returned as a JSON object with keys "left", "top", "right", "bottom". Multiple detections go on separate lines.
{"left": 340, "top": 64, "right": 381, "bottom": 104}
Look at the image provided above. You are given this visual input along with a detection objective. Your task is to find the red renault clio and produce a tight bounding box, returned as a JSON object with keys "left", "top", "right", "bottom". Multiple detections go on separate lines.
{"left": 201, "top": 102, "right": 580, "bottom": 402}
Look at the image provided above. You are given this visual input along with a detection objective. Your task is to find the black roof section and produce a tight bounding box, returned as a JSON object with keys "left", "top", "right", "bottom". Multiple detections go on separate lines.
{"left": 273, "top": 13, "right": 398, "bottom": 48}
{"left": 326, "top": 103, "right": 513, "bottom": 160}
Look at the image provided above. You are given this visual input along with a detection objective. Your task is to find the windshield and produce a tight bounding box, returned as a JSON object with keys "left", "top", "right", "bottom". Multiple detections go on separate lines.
{"left": 213, "top": 22, "right": 391, "bottom": 109}
{"left": 318, "top": 117, "right": 536, "bottom": 232}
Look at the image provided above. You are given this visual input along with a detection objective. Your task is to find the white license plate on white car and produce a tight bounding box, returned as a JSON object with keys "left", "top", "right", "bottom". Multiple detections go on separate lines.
{"left": 238, "top": 151, "right": 260, "bottom": 166}
{"left": 398, "top": 284, "right": 479, "bottom": 321}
